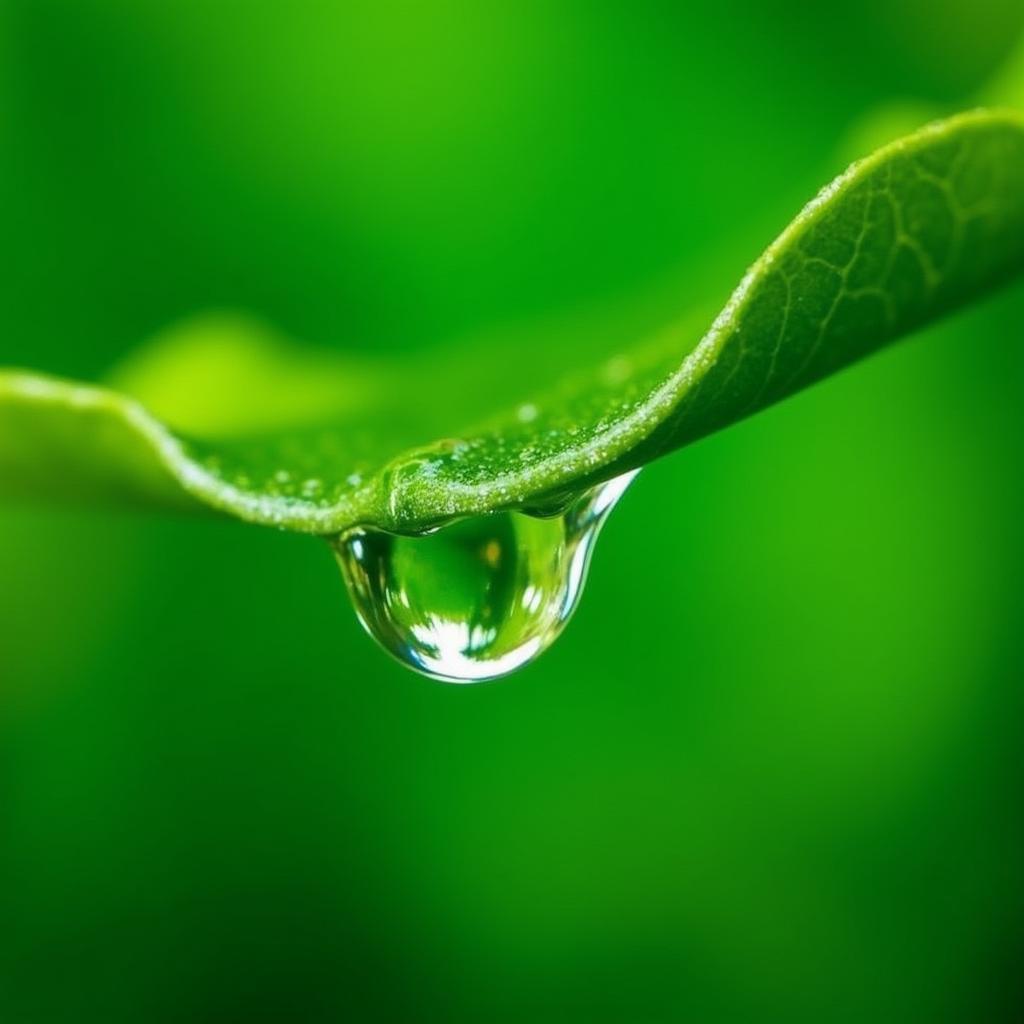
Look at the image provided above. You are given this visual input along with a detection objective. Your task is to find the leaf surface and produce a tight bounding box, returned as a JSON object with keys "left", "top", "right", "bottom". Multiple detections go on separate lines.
{"left": 3, "top": 109, "right": 1023, "bottom": 534}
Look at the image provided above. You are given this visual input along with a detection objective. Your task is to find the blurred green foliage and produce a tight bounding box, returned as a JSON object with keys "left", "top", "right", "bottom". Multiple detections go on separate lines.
{"left": 2, "top": 2, "right": 1023, "bottom": 1021}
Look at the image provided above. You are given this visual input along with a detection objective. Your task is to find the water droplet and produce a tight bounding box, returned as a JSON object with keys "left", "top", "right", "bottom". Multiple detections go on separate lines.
{"left": 331, "top": 470, "right": 637, "bottom": 683}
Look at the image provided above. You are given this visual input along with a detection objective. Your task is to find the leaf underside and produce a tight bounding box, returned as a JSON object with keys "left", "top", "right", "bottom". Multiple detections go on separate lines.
{"left": 2, "top": 109, "right": 1023, "bottom": 535}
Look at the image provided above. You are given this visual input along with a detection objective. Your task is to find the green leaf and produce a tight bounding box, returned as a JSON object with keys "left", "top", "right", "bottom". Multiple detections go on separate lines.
{"left": 3, "top": 108, "right": 1024, "bottom": 535}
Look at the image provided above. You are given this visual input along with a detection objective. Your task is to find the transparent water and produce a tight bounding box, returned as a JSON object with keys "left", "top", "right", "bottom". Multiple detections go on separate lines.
{"left": 332, "top": 470, "right": 637, "bottom": 683}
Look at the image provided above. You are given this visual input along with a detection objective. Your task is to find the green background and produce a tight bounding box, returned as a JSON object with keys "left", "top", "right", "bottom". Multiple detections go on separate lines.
{"left": 2, "top": 2, "right": 1022, "bottom": 1020}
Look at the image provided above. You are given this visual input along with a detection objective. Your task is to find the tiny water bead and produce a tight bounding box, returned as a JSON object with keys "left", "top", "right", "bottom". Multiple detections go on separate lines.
{"left": 332, "top": 470, "right": 638, "bottom": 683}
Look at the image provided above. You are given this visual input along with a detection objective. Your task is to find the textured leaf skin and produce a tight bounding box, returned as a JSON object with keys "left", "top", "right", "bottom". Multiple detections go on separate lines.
{"left": 2, "top": 109, "right": 1023, "bottom": 534}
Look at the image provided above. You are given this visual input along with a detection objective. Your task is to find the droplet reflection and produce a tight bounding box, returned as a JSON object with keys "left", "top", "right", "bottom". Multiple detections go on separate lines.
{"left": 332, "top": 470, "right": 637, "bottom": 683}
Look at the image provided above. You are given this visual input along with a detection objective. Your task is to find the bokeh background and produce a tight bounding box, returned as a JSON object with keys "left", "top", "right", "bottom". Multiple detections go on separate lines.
{"left": 2, "top": 2, "right": 1023, "bottom": 1020}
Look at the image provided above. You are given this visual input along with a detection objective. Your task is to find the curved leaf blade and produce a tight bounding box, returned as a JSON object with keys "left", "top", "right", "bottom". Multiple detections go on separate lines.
{"left": 2, "top": 109, "right": 1023, "bottom": 534}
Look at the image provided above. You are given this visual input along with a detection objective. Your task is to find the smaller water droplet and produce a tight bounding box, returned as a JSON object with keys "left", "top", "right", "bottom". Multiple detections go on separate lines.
{"left": 332, "top": 469, "right": 638, "bottom": 683}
